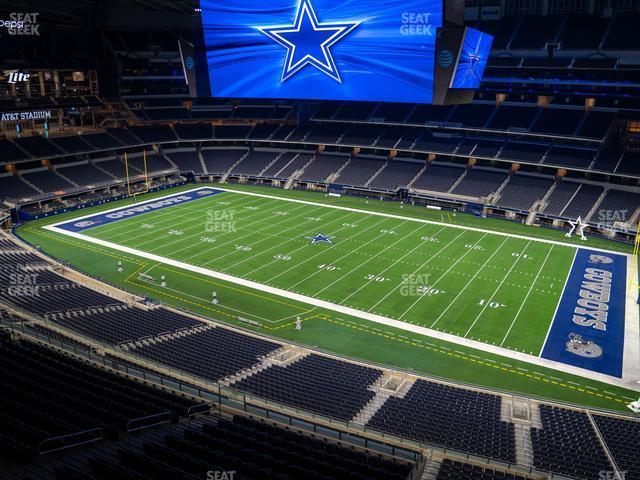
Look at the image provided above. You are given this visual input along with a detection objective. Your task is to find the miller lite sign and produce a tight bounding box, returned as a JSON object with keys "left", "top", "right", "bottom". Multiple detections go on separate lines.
{"left": 3, "top": 69, "right": 31, "bottom": 84}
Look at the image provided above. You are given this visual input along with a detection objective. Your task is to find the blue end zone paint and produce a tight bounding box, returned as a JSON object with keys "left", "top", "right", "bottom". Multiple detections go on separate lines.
{"left": 56, "top": 188, "right": 222, "bottom": 233}
{"left": 542, "top": 248, "right": 626, "bottom": 377}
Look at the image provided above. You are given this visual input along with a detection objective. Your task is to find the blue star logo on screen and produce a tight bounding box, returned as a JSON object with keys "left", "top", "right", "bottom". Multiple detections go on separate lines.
{"left": 467, "top": 53, "right": 481, "bottom": 80}
{"left": 257, "top": 0, "right": 359, "bottom": 83}
{"left": 306, "top": 233, "right": 335, "bottom": 244}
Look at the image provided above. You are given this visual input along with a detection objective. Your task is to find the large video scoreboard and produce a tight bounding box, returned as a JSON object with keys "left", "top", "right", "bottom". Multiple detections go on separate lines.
{"left": 196, "top": 0, "right": 492, "bottom": 105}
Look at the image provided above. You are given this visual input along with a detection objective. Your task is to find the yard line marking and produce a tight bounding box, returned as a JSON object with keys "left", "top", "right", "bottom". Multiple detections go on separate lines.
{"left": 338, "top": 224, "right": 446, "bottom": 305}
{"left": 397, "top": 233, "right": 489, "bottom": 321}
{"left": 368, "top": 229, "right": 467, "bottom": 313}
{"left": 201, "top": 204, "right": 328, "bottom": 268}
{"left": 539, "top": 248, "right": 579, "bottom": 356}
{"left": 218, "top": 205, "right": 350, "bottom": 272}
{"left": 430, "top": 236, "right": 509, "bottom": 328}
{"left": 309, "top": 220, "right": 413, "bottom": 295}
{"left": 139, "top": 197, "right": 278, "bottom": 253}
{"left": 175, "top": 201, "right": 311, "bottom": 263}
{"left": 92, "top": 191, "right": 255, "bottom": 241}
{"left": 203, "top": 187, "right": 631, "bottom": 258}
{"left": 312, "top": 221, "right": 424, "bottom": 297}
{"left": 464, "top": 240, "right": 532, "bottom": 338}
{"left": 267, "top": 217, "right": 389, "bottom": 284}
{"left": 500, "top": 244, "right": 555, "bottom": 347}
{"left": 242, "top": 211, "right": 363, "bottom": 277}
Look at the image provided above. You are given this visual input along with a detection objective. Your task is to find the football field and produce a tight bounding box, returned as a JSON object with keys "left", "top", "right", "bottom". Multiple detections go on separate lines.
{"left": 21, "top": 184, "right": 639, "bottom": 408}
{"left": 63, "top": 188, "right": 576, "bottom": 354}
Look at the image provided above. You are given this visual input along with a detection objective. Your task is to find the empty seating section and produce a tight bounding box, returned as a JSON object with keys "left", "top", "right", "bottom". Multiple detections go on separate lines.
{"left": 124, "top": 153, "right": 174, "bottom": 173}
{"left": 341, "top": 124, "right": 385, "bottom": 146}
{"left": 510, "top": 15, "right": 563, "bottom": 49}
{"left": 51, "top": 307, "right": 203, "bottom": 345}
{"left": 414, "top": 135, "right": 461, "bottom": 153}
{"left": 95, "top": 158, "right": 131, "bottom": 178}
{"left": 14, "top": 136, "right": 64, "bottom": 158}
{"left": 578, "top": 111, "right": 615, "bottom": 139}
{"left": 374, "top": 103, "right": 414, "bottom": 122}
{"left": 409, "top": 104, "right": 453, "bottom": 124}
{"left": 248, "top": 123, "right": 279, "bottom": 139}
{"left": 531, "top": 405, "right": 612, "bottom": 479}
{"left": 261, "top": 152, "right": 299, "bottom": 177}
{"left": 367, "top": 380, "right": 515, "bottom": 463}
{"left": 129, "top": 126, "right": 177, "bottom": 143}
{"left": 166, "top": 151, "right": 204, "bottom": 174}
{"left": 277, "top": 153, "right": 313, "bottom": 178}
{"left": 334, "top": 102, "right": 376, "bottom": 120}
{"left": 0, "top": 283, "right": 121, "bottom": 315}
{"left": 300, "top": 154, "right": 348, "bottom": 182}
{"left": 75, "top": 415, "right": 412, "bottom": 480}
{"left": 604, "top": 12, "right": 640, "bottom": 50}
{"left": 437, "top": 459, "right": 532, "bottom": 480}
{"left": 235, "top": 354, "right": 382, "bottom": 421}
{"left": 173, "top": 123, "right": 213, "bottom": 140}
{"left": 335, "top": 157, "right": 384, "bottom": 185}
{"left": 0, "top": 250, "right": 48, "bottom": 269}
{"left": 592, "top": 149, "right": 622, "bottom": 173}
{"left": 592, "top": 190, "right": 640, "bottom": 224}
{"left": 376, "top": 127, "right": 406, "bottom": 149}
{"left": 49, "top": 135, "right": 92, "bottom": 154}
{"left": 0, "top": 139, "right": 29, "bottom": 161}
{"left": 0, "top": 175, "right": 39, "bottom": 200}
{"left": 0, "top": 338, "right": 198, "bottom": 468}
{"left": 488, "top": 106, "right": 537, "bottom": 130}
{"left": 22, "top": 170, "right": 74, "bottom": 192}
{"left": 448, "top": 104, "right": 493, "bottom": 127}
{"left": 412, "top": 165, "right": 464, "bottom": 192}
{"left": 369, "top": 160, "right": 424, "bottom": 190}
{"left": 133, "top": 327, "right": 280, "bottom": 381}
{"left": 561, "top": 184, "right": 603, "bottom": 220}
{"left": 201, "top": 149, "right": 247, "bottom": 174}
{"left": 82, "top": 132, "right": 125, "bottom": 149}
{"left": 497, "top": 175, "right": 553, "bottom": 210}
{"left": 231, "top": 151, "right": 278, "bottom": 175}
{"left": 107, "top": 128, "right": 143, "bottom": 146}
{"left": 58, "top": 163, "right": 115, "bottom": 185}
{"left": 559, "top": 14, "right": 610, "bottom": 49}
{"left": 472, "top": 140, "right": 504, "bottom": 158}
{"left": 532, "top": 109, "right": 583, "bottom": 136}
{"left": 545, "top": 147, "right": 596, "bottom": 169}
{"left": 499, "top": 142, "right": 548, "bottom": 163}
{"left": 271, "top": 123, "right": 297, "bottom": 140}
{"left": 542, "top": 181, "right": 580, "bottom": 216}
{"left": 214, "top": 125, "right": 252, "bottom": 139}
{"left": 616, "top": 152, "right": 640, "bottom": 176}
{"left": 452, "top": 169, "right": 507, "bottom": 197}
{"left": 593, "top": 415, "right": 640, "bottom": 480}
{"left": 305, "top": 124, "right": 346, "bottom": 144}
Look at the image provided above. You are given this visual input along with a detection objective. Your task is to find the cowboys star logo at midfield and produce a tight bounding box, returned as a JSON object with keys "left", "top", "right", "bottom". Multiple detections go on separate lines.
{"left": 306, "top": 233, "right": 335, "bottom": 244}
{"left": 257, "top": 0, "right": 360, "bottom": 83}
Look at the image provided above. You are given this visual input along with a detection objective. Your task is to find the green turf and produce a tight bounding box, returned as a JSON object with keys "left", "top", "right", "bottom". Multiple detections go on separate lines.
{"left": 81, "top": 187, "right": 575, "bottom": 355}
{"left": 16, "top": 183, "right": 640, "bottom": 412}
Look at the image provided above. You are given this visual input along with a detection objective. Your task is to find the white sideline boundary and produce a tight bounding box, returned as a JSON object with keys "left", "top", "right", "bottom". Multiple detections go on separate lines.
{"left": 44, "top": 186, "right": 640, "bottom": 390}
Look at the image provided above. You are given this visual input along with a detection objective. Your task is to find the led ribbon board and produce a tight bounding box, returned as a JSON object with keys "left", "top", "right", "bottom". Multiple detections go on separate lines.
{"left": 200, "top": 0, "right": 443, "bottom": 103}
{"left": 450, "top": 27, "right": 493, "bottom": 89}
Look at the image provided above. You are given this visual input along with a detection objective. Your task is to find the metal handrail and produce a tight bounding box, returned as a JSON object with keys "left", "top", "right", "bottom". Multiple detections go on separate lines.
{"left": 38, "top": 428, "right": 103, "bottom": 455}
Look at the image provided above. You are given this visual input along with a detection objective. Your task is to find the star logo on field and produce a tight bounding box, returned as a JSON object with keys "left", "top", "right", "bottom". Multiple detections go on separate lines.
{"left": 257, "top": 0, "right": 359, "bottom": 83}
{"left": 566, "top": 216, "right": 588, "bottom": 240}
{"left": 306, "top": 233, "right": 334, "bottom": 244}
